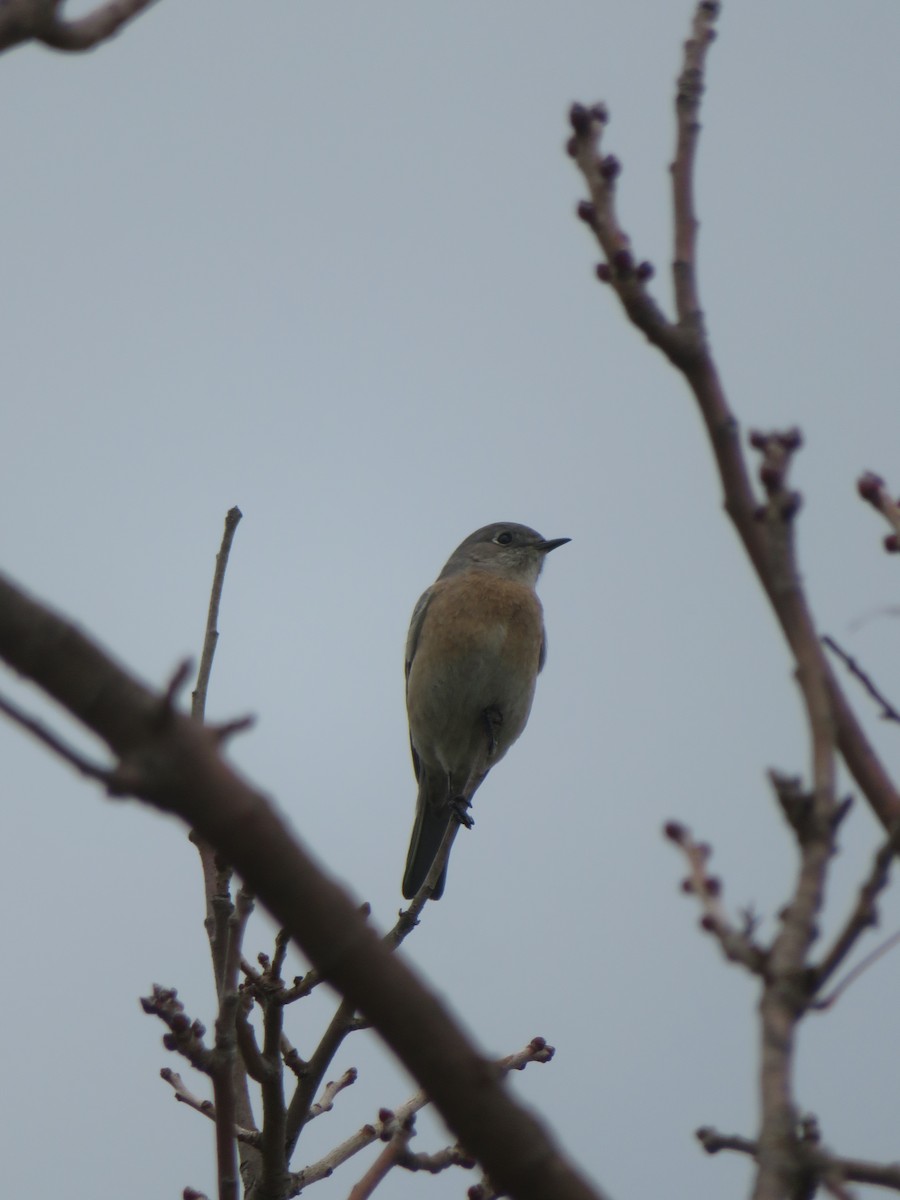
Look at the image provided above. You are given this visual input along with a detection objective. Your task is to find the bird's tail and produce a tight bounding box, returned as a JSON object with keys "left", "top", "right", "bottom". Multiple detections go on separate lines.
{"left": 402, "top": 788, "right": 452, "bottom": 900}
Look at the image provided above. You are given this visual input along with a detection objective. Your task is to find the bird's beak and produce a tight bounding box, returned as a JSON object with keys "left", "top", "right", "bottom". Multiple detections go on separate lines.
{"left": 537, "top": 537, "right": 571, "bottom": 554}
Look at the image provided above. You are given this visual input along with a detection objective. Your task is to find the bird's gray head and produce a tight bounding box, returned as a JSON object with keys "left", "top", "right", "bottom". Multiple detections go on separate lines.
{"left": 438, "top": 522, "right": 570, "bottom": 586}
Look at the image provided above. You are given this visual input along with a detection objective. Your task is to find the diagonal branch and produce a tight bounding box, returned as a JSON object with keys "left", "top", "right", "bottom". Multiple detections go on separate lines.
{"left": 822, "top": 636, "right": 900, "bottom": 725}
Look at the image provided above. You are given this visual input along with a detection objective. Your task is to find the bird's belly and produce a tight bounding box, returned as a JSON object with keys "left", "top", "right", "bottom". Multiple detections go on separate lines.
{"left": 408, "top": 629, "right": 538, "bottom": 778}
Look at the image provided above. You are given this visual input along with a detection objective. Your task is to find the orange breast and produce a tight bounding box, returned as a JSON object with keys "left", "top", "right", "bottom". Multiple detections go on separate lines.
{"left": 406, "top": 569, "right": 545, "bottom": 785}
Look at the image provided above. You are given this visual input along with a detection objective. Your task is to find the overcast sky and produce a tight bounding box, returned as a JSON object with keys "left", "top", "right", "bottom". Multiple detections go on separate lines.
{"left": 2, "top": 2, "right": 900, "bottom": 1198}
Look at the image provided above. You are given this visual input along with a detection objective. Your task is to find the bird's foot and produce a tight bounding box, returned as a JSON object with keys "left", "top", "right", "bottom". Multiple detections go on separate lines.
{"left": 482, "top": 705, "right": 503, "bottom": 757}
{"left": 451, "top": 796, "right": 475, "bottom": 829}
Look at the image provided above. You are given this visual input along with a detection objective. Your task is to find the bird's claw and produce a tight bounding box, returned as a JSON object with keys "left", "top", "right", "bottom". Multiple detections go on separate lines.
{"left": 451, "top": 797, "right": 475, "bottom": 829}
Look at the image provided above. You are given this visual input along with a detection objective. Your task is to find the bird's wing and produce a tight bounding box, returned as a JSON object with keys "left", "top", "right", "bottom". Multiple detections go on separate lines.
{"left": 405, "top": 585, "right": 435, "bottom": 782}
{"left": 404, "top": 586, "right": 434, "bottom": 684}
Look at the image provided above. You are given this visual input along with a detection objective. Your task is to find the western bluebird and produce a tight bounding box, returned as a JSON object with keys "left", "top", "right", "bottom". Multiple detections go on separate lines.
{"left": 402, "top": 522, "right": 570, "bottom": 899}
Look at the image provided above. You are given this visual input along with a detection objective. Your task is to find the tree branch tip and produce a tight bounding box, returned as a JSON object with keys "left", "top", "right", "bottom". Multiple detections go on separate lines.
{"left": 0, "top": 690, "right": 116, "bottom": 782}
{"left": 157, "top": 658, "right": 194, "bottom": 724}
{"left": 695, "top": 1126, "right": 718, "bottom": 1153}
{"left": 749, "top": 426, "right": 803, "bottom": 454}
{"left": 663, "top": 820, "right": 687, "bottom": 843}
{"left": 213, "top": 714, "right": 256, "bottom": 743}
{"left": 857, "top": 471, "right": 886, "bottom": 504}
{"left": 567, "top": 101, "right": 609, "bottom": 137}
{"left": 695, "top": 1126, "right": 756, "bottom": 1159}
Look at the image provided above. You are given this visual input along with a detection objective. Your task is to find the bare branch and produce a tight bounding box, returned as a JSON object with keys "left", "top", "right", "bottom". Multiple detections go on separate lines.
{"left": 568, "top": 3, "right": 900, "bottom": 835}
{"left": 813, "top": 830, "right": 900, "bottom": 999}
{"left": 671, "top": 0, "right": 719, "bottom": 329}
{"left": 0, "top": 690, "right": 112, "bottom": 781}
{"left": 307, "top": 1068, "right": 358, "bottom": 1121}
{"left": 209, "top": 885, "right": 254, "bottom": 1200}
{"left": 567, "top": 103, "right": 686, "bottom": 364}
{"left": 698, "top": 1127, "right": 900, "bottom": 1193}
{"left": 160, "top": 1068, "right": 260, "bottom": 1149}
{"left": 664, "top": 821, "right": 767, "bottom": 973}
{"left": 285, "top": 996, "right": 358, "bottom": 1156}
{"left": 0, "top": 0, "right": 162, "bottom": 53}
{"left": 387, "top": 819, "right": 461, "bottom": 947}
{"left": 822, "top": 636, "right": 900, "bottom": 725}
{"left": 288, "top": 1039, "right": 554, "bottom": 1196}
{"left": 857, "top": 472, "right": 900, "bottom": 553}
{"left": 256, "top": 926, "right": 289, "bottom": 1200}
{"left": 193, "top": 506, "right": 243, "bottom": 722}
{"left": 397, "top": 1143, "right": 477, "bottom": 1175}
{"left": 816, "top": 929, "right": 900, "bottom": 1013}
{"left": 347, "top": 1118, "right": 414, "bottom": 1200}
{"left": 141, "top": 986, "right": 215, "bottom": 1075}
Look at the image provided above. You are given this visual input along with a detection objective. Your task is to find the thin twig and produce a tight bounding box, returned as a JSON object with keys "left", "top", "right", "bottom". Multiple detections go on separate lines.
{"left": 670, "top": 0, "right": 718, "bottom": 331}
{"left": 816, "top": 929, "right": 900, "bottom": 1012}
{"left": 664, "top": 821, "right": 767, "bottom": 973}
{"left": 284, "top": 996, "right": 358, "bottom": 1156}
{"left": 160, "top": 1068, "right": 260, "bottom": 1147}
{"left": 307, "top": 1068, "right": 358, "bottom": 1121}
{"left": 857, "top": 472, "right": 900, "bottom": 551}
{"left": 387, "top": 819, "right": 461, "bottom": 948}
{"left": 697, "top": 1127, "right": 900, "bottom": 1192}
{"left": 397, "top": 1143, "right": 477, "bottom": 1174}
{"left": 193, "top": 506, "right": 243, "bottom": 721}
{"left": 210, "top": 885, "right": 253, "bottom": 1200}
{"left": 822, "top": 636, "right": 900, "bottom": 724}
{"left": 287, "top": 1039, "right": 554, "bottom": 1197}
{"left": 813, "top": 830, "right": 900, "bottom": 997}
{"left": 279, "top": 838, "right": 453, "bottom": 1005}
{"left": 0, "top": 691, "right": 111, "bottom": 781}
{"left": 347, "top": 1120, "right": 414, "bottom": 1200}
{"left": 258, "top": 922, "right": 289, "bottom": 1200}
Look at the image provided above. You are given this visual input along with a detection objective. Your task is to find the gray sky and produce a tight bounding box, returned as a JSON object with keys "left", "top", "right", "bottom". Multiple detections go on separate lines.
{"left": 2, "top": 2, "right": 900, "bottom": 1198}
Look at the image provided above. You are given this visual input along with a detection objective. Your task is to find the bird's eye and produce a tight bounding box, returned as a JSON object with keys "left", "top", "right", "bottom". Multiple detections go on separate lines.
{"left": 495, "top": 531, "right": 513, "bottom": 545}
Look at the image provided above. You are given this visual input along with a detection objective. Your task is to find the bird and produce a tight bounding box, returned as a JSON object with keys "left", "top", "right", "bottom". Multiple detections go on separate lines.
{"left": 402, "top": 522, "right": 570, "bottom": 899}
